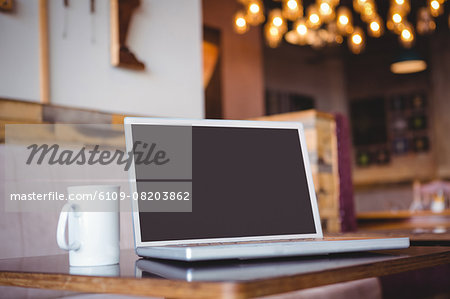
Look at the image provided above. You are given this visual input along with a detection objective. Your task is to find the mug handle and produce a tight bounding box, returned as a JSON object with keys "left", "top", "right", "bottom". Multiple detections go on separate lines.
{"left": 57, "top": 203, "right": 81, "bottom": 251}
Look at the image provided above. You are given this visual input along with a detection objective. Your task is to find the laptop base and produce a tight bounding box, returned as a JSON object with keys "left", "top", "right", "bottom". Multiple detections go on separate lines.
{"left": 136, "top": 237, "right": 410, "bottom": 261}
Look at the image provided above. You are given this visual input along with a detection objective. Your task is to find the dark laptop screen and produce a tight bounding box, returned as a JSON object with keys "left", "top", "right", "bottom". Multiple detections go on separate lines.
{"left": 132, "top": 125, "right": 316, "bottom": 242}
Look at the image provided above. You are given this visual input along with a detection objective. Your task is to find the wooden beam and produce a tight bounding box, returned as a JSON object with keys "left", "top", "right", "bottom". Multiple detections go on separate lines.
{"left": 110, "top": 0, "right": 120, "bottom": 67}
{"left": 38, "top": 0, "right": 50, "bottom": 104}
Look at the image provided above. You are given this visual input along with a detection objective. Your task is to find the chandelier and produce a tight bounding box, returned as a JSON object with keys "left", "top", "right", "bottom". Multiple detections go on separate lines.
{"left": 233, "top": 0, "right": 449, "bottom": 54}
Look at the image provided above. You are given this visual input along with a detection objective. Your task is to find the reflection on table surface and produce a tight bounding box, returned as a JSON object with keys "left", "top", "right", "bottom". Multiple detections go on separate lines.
{"left": 135, "top": 251, "right": 402, "bottom": 282}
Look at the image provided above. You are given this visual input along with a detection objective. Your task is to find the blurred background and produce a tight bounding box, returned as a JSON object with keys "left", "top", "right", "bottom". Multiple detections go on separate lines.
{"left": 1, "top": 0, "right": 450, "bottom": 258}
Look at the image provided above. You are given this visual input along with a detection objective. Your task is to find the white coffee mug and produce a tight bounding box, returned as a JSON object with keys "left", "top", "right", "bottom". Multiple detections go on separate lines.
{"left": 57, "top": 185, "right": 120, "bottom": 267}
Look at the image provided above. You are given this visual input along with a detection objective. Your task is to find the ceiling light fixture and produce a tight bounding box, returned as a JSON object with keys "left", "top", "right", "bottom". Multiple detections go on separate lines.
{"left": 390, "top": 50, "right": 427, "bottom": 74}
{"left": 233, "top": 0, "right": 449, "bottom": 54}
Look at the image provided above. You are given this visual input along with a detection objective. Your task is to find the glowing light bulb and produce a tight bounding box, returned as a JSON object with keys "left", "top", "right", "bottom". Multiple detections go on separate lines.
{"left": 306, "top": 5, "right": 322, "bottom": 29}
{"left": 337, "top": 10, "right": 352, "bottom": 33}
{"left": 249, "top": 3, "right": 260, "bottom": 13}
{"left": 282, "top": 0, "right": 302, "bottom": 21}
{"left": 233, "top": 11, "right": 249, "bottom": 34}
{"left": 285, "top": 18, "right": 309, "bottom": 45}
{"left": 317, "top": 0, "right": 335, "bottom": 22}
{"left": 245, "top": 0, "right": 265, "bottom": 25}
{"left": 429, "top": 0, "right": 443, "bottom": 17}
{"left": 297, "top": 23, "right": 307, "bottom": 35}
{"left": 236, "top": 18, "right": 246, "bottom": 28}
{"left": 337, "top": 7, "right": 352, "bottom": 35}
{"left": 392, "top": 13, "right": 402, "bottom": 23}
{"left": 399, "top": 22, "right": 414, "bottom": 48}
{"left": 320, "top": 2, "right": 331, "bottom": 14}
{"left": 339, "top": 15, "right": 349, "bottom": 25}
{"left": 352, "top": 34, "right": 362, "bottom": 45}
{"left": 310, "top": 13, "right": 320, "bottom": 24}
{"left": 265, "top": 21, "right": 283, "bottom": 48}
{"left": 348, "top": 27, "right": 365, "bottom": 54}
{"left": 273, "top": 16, "right": 283, "bottom": 27}
{"left": 370, "top": 21, "right": 380, "bottom": 32}
{"left": 267, "top": 9, "right": 287, "bottom": 35}
{"left": 287, "top": 0, "right": 298, "bottom": 9}
{"left": 430, "top": 0, "right": 439, "bottom": 10}
{"left": 401, "top": 28, "right": 411, "bottom": 40}
{"left": 367, "top": 15, "right": 383, "bottom": 37}
{"left": 395, "top": 0, "right": 404, "bottom": 4}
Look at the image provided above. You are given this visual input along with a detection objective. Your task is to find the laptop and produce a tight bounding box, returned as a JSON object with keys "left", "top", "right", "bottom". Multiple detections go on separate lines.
{"left": 124, "top": 117, "right": 409, "bottom": 261}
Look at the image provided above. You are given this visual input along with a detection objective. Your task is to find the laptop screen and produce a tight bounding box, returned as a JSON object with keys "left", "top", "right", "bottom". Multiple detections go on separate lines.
{"left": 132, "top": 125, "right": 316, "bottom": 242}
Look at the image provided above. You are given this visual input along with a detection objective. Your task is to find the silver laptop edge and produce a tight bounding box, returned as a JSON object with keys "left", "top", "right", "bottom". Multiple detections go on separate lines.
{"left": 135, "top": 238, "right": 410, "bottom": 261}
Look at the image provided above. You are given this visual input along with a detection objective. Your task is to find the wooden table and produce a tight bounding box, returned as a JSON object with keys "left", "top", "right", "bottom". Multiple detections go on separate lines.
{"left": 0, "top": 247, "right": 450, "bottom": 298}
